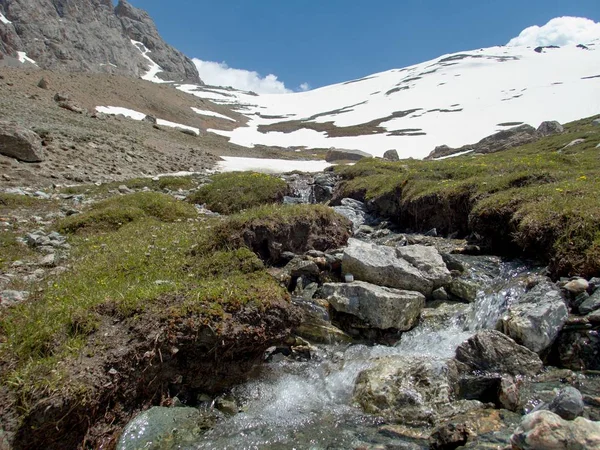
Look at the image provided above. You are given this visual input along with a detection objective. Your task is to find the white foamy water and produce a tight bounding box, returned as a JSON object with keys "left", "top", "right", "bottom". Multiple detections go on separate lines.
{"left": 193, "top": 260, "right": 533, "bottom": 449}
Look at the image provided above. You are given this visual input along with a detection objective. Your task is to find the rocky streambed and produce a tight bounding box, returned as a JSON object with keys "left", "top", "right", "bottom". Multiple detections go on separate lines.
{"left": 2, "top": 171, "right": 600, "bottom": 449}
{"left": 114, "top": 173, "right": 600, "bottom": 450}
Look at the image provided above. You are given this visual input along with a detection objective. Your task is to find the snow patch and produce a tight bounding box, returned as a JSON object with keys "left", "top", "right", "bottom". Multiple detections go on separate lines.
{"left": 191, "top": 107, "right": 236, "bottom": 122}
{"left": 95, "top": 106, "right": 200, "bottom": 135}
{"left": 17, "top": 52, "right": 37, "bottom": 66}
{"left": 0, "top": 12, "right": 11, "bottom": 24}
{"left": 217, "top": 156, "right": 332, "bottom": 173}
{"left": 96, "top": 106, "right": 146, "bottom": 120}
{"left": 156, "top": 119, "right": 199, "bottom": 135}
{"left": 434, "top": 150, "right": 474, "bottom": 160}
{"left": 131, "top": 40, "right": 170, "bottom": 84}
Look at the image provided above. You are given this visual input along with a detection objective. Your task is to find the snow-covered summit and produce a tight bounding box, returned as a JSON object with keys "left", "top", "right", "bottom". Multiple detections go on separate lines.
{"left": 177, "top": 40, "right": 599, "bottom": 159}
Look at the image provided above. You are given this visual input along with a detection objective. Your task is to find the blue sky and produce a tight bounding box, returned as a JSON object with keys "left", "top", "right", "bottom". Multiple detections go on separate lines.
{"left": 126, "top": 0, "right": 599, "bottom": 92}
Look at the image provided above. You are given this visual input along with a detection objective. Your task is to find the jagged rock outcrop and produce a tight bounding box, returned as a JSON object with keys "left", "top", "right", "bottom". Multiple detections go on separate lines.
{"left": 426, "top": 124, "right": 543, "bottom": 160}
{"left": 0, "top": 0, "right": 200, "bottom": 82}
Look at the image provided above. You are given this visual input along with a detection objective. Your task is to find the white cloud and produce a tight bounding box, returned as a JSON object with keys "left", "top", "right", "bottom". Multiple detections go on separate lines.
{"left": 508, "top": 16, "right": 600, "bottom": 47}
{"left": 193, "top": 59, "right": 293, "bottom": 94}
{"left": 299, "top": 82, "right": 311, "bottom": 92}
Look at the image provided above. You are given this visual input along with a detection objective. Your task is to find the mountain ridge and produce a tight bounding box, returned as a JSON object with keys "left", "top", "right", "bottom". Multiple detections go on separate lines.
{"left": 0, "top": 0, "right": 200, "bottom": 83}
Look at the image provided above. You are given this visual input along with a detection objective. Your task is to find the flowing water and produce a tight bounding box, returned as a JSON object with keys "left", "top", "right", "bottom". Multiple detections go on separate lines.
{"left": 191, "top": 259, "right": 535, "bottom": 450}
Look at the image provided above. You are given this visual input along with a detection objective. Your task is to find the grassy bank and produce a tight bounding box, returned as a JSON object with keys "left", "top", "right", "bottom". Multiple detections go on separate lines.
{"left": 187, "top": 172, "right": 288, "bottom": 214}
{"left": 334, "top": 115, "right": 600, "bottom": 277}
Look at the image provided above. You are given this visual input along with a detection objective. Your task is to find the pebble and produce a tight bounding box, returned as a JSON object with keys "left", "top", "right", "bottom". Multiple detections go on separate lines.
{"left": 0, "top": 290, "right": 29, "bottom": 306}
{"left": 564, "top": 278, "right": 589, "bottom": 295}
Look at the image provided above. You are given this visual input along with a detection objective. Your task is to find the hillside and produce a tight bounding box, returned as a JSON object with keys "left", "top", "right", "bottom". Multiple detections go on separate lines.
{"left": 0, "top": 0, "right": 199, "bottom": 82}
{"left": 181, "top": 41, "right": 600, "bottom": 159}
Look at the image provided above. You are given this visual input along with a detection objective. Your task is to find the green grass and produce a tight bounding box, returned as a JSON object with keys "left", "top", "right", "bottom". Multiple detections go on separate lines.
{"left": 334, "top": 114, "right": 600, "bottom": 276}
{"left": 59, "top": 176, "right": 197, "bottom": 196}
{"left": 0, "top": 230, "right": 35, "bottom": 271}
{"left": 0, "top": 193, "right": 55, "bottom": 213}
{"left": 187, "top": 172, "right": 288, "bottom": 214}
{"left": 57, "top": 191, "right": 198, "bottom": 233}
{"left": 0, "top": 216, "right": 288, "bottom": 406}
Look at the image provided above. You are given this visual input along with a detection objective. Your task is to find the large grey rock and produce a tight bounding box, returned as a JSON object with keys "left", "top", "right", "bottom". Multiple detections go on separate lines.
{"left": 117, "top": 406, "right": 216, "bottom": 450}
{"left": 426, "top": 124, "right": 540, "bottom": 159}
{"left": 547, "top": 387, "right": 584, "bottom": 420}
{"left": 0, "top": 0, "right": 200, "bottom": 82}
{"left": 455, "top": 330, "right": 544, "bottom": 377}
{"left": 354, "top": 356, "right": 481, "bottom": 426}
{"left": 325, "top": 148, "right": 371, "bottom": 162}
{"left": 383, "top": 149, "right": 400, "bottom": 161}
{"left": 321, "top": 281, "right": 425, "bottom": 330}
{"left": 498, "top": 281, "right": 568, "bottom": 354}
{"left": 0, "top": 121, "right": 44, "bottom": 162}
{"left": 510, "top": 410, "right": 600, "bottom": 450}
{"left": 342, "top": 239, "right": 450, "bottom": 296}
{"left": 396, "top": 244, "right": 452, "bottom": 289}
{"left": 536, "top": 121, "right": 564, "bottom": 136}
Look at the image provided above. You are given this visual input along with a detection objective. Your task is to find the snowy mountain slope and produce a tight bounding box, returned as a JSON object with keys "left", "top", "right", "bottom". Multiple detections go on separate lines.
{"left": 175, "top": 41, "right": 600, "bottom": 159}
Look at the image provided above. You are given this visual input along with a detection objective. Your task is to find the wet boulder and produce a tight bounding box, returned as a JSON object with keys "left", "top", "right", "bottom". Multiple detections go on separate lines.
{"left": 117, "top": 406, "right": 217, "bottom": 450}
{"left": 554, "top": 326, "right": 600, "bottom": 371}
{"left": 546, "top": 386, "right": 584, "bottom": 420}
{"left": 498, "top": 281, "right": 568, "bottom": 354}
{"left": 333, "top": 198, "right": 369, "bottom": 232}
{"left": 510, "top": 410, "right": 600, "bottom": 450}
{"left": 0, "top": 120, "right": 44, "bottom": 162}
{"left": 354, "top": 356, "right": 482, "bottom": 426}
{"left": 579, "top": 289, "right": 600, "bottom": 315}
{"left": 342, "top": 239, "right": 450, "bottom": 296}
{"left": 454, "top": 330, "right": 543, "bottom": 377}
{"left": 321, "top": 281, "right": 425, "bottom": 330}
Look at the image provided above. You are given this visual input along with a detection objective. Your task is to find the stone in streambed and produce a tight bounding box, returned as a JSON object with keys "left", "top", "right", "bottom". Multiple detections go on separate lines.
{"left": 321, "top": 281, "right": 425, "bottom": 330}
{"left": 498, "top": 281, "right": 568, "bottom": 354}
{"left": 342, "top": 238, "right": 450, "bottom": 296}
{"left": 454, "top": 330, "right": 543, "bottom": 377}
{"left": 510, "top": 410, "right": 600, "bottom": 450}
{"left": 117, "top": 406, "right": 216, "bottom": 450}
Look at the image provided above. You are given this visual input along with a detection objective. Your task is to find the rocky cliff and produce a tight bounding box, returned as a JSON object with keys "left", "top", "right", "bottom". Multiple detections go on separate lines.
{"left": 0, "top": 0, "right": 201, "bottom": 83}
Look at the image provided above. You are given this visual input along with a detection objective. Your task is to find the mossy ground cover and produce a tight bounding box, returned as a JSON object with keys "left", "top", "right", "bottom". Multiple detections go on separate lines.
{"left": 57, "top": 191, "right": 198, "bottom": 233}
{"left": 335, "top": 115, "right": 600, "bottom": 276}
{"left": 187, "top": 172, "right": 288, "bottom": 214}
{"left": 1, "top": 199, "right": 337, "bottom": 418}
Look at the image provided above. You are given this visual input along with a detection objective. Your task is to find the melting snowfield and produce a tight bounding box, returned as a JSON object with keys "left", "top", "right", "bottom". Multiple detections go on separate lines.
{"left": 95, "top": 106, "right": 200, "bottom": 135}
{"left": 217, "top": 156, "right": 332, "bottom": 173}
{"left": 178, "top": 41, "right": 600, "bottom": 158}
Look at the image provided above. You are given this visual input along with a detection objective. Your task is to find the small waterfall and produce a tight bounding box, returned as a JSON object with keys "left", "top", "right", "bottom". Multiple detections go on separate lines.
{"left": 283, "top": 173, "right": 315, "bottom": 204}
{"left": 157, "top": 259, "right": 537, "bottom": 449}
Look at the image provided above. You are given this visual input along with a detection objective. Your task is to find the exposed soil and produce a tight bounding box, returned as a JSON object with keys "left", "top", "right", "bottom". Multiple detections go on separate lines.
{"left": 257, "top": 109, "right": 422, "bottom": 138}
{"left": 1, "top": 296, "right": 300, "bottom": 450}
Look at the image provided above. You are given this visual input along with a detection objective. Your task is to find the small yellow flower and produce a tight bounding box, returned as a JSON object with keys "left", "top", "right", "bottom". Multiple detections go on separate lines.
{"left": 578, "top": 175, "right": 587, "bottom": 181}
